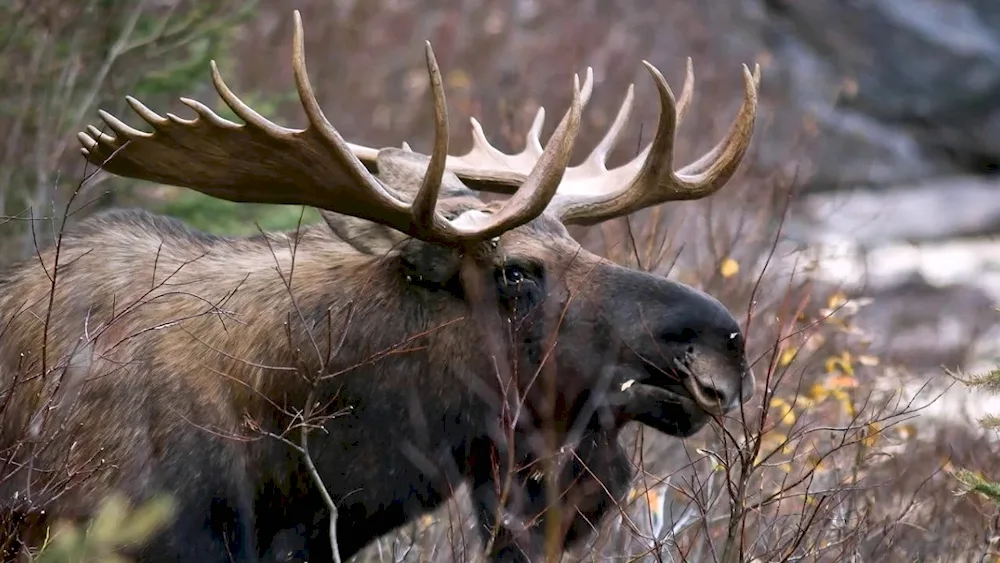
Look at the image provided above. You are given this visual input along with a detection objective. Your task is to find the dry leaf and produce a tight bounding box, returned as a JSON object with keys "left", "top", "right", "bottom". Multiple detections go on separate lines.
{"left": 719, "top": 257, "right": 740, "bottom": 278}
{"left": 858, "top": 354, "right": 880, "bottom": 366}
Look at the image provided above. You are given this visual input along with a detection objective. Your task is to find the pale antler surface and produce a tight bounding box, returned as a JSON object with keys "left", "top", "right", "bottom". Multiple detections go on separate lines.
{"left": 444, "top": 58, "right": 761, "bottom": 226}
{"left": 78, "top": 11, "right": 586, "bottom": 247}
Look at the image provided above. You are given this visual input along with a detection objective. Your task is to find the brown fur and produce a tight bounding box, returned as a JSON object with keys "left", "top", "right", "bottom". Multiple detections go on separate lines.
{"left": 0, "top": 160, "right": 753, "bottom": 562}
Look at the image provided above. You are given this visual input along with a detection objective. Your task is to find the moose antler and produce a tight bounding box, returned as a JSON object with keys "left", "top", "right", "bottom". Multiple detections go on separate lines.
{"left": 444, "top": 58, "right": 761, "bottom": 226}
{"left": 77, "top": 10, "right": 585, "bottom": 247}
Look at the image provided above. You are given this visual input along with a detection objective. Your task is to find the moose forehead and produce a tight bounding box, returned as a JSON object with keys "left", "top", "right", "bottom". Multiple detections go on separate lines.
{"left": 375, "top": 154, "right": 577, "bottom": 250}
{"left": 438, "top": 195, "right": 583, "bottom": 259}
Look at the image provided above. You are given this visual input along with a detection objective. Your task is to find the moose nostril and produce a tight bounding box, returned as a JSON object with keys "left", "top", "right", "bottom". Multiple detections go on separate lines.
{"left": 699, "top": 383, "right": 726, "bottom": 404}
{"left": 685, "top": 378, "right": 731, "bottom": 415}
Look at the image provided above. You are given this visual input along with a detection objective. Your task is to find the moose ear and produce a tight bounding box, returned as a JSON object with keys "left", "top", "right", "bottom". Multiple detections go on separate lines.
{"left": 375, "top": 147, "right": 479, "bottom": 200}
{"left": 320, "top": 210, "right": 406, "bottom": 256}
{"left": 320, "top": 149, "right": 481, "bottom": 256}
{"left": 397, "top": 238, "right": 463, "bottom": 286}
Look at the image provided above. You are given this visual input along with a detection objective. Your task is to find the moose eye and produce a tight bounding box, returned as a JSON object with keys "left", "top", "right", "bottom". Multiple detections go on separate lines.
{"left": 503, "top": 265, "right": 526, "bottom": 285}
{"left": 495, "top": 262, "right": 542, "bottom": 317}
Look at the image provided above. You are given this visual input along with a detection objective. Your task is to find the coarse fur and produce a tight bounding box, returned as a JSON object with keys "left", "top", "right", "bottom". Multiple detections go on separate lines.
{"left": 0, "top": 153, "right": 753, "bottom": 562}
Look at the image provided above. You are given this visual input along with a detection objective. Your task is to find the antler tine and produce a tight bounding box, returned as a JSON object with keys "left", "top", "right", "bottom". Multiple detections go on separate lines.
{"left": 447, "top": 67, "right": 594, "bottom": 176}
{"left": 567, "top": 82, "right": 636, "bottom": 180}
{"left": 379, "top": 53, "right": 752, "bottom": 232}
{"left": 675, "top": 57, "right": 695, "bottom": 126}
{"left": 518, "top": 67, "right": 593, "bottom": 167}
{"left": 582, "top": 56, "right": 691, "bottom": 181}
{"left": 676, "top": 62, "right": 758, "bottom": 177}
{"left": 451, "top": 74, "right": 585, "bottom": 240}
{"left": 83, "top": 8, "right": 752, "bottom": 245}
{"left": 524, "top": 107, "right": 546, "bottom": 158}
{"left": 81, "top": 10, "right": 531, "bottom": 247}
{"left": 437, "top": 62, "right": 695, "bottom": 202}
{"left": 549, "top": 60, "right": 758, "bottom": 226}
{"left": 410, "top": 41, "right": 449, "bottom": 231}
{"left": 285, "top": 11, "right": 400, "bottom": 204}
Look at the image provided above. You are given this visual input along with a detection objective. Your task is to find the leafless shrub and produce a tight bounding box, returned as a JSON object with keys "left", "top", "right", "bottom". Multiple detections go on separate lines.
{"left": 0, "top": 0, "right": 251, "bottom": 261}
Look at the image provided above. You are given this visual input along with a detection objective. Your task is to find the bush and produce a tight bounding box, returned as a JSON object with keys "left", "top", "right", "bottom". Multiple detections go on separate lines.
{"left": 0, "top": 0, "right": 254, "bottom": 261}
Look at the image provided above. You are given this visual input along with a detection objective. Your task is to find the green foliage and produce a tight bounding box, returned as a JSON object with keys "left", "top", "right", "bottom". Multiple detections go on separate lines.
{"left": 127, "top": 3, "right": 260, "bottom": 103}
{"left": 0, "top": 0, "right": 259, "bottom": 261}
{"left": 955, "top": 469, "right": 1000, "bottom": 506}
{"left": 154, "top": 190, "right": 322, "bottom": 236}
{"left": 31, "top": 494, "right": 176, "bottom": 563}
{"left": 950, "top": 361, "right": 1000, "bottom": 505}
{"left": 955, "top": 366, "right": 1000, "bottom": 395}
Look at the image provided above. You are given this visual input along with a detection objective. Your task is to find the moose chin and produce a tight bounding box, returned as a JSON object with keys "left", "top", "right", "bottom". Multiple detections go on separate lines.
{"left": 0, "top": 10, "right": 759, "bottom": 563}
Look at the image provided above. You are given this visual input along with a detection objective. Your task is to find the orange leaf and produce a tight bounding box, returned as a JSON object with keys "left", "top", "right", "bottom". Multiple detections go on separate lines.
{"left": 827, "top": 375, "right": 858, "bottom": 389}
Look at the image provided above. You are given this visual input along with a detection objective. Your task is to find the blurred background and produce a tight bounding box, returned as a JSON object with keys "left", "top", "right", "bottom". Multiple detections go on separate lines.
{"left": 4, "top": 0, "right": 1000, "bottom": 561}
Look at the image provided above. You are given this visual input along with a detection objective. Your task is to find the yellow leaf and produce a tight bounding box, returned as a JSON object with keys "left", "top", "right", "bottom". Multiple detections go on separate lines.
{"left": 824, "top": 351, "right": 854, "bottom": 377}
{"left": 827, "top": 375, "right": 858, "bottom": 389}
{"left": 778, "top": 346, "right": 798, "bottom": 367}
{"left": 862, "top": 422, "right": 881, "bottom": 447}
{"left": 807, "top": 383, "right": 830, "bottom": 403}
{"left": 795, "top": 395, "right": 816, "bottom": 408}
{"left": 832, "top": 388, "right": 855, "bottom": 416}
{"left": 447, "top": 69, "right": 472, "bottom": 90}
{"left": 627, "top": 487, "right": 642, "bottom": 503}
{"left": 827, "top": 291, "right": 848, "bottom": 310}
{"left": 768, "top": 398, "right": 796, "bottom": 426}
{"left": 755, "top": 432, "right": 789, "bottom": 464}
{"left": 941, "top": 458, "right": 956, "bottom": 474}
{"left": 719, "top": 257, "right": 740, "bottom": 278}
{"left": 896, "top": 423, "right": 917, "bottom": 440}
{"left": 807, "top": 453, "right": 826, "bottom": 472}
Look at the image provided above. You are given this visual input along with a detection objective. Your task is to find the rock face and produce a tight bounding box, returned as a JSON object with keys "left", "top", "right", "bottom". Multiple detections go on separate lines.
{"left": 786, "top": 175, "right": 1000, "bottom": 245}
{"left": 756, "top": 0, "right": 1000, "bottom": 380}
{"left": 760, "top": 0, "right": 1000, "bottom": 192}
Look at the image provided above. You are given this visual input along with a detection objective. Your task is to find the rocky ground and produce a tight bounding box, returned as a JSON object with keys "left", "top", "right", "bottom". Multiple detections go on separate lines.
{"left": 788, "top": 180, "right": 1000, "bottom": 433}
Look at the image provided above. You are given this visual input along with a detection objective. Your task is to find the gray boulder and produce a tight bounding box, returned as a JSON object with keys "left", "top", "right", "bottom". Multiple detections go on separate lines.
{"left": 760, "top": 0, "right": 1000, "bottom": 191}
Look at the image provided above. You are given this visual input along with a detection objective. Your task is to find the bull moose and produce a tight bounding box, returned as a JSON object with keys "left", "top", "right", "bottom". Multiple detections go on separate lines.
{"left": 0, "top": 10, "right": 760, "bottom": 563}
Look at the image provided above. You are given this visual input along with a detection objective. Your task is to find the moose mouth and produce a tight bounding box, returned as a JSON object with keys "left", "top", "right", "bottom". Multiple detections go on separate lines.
{"left": 610, "top": 362, "right": 720, "bottom": 438}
